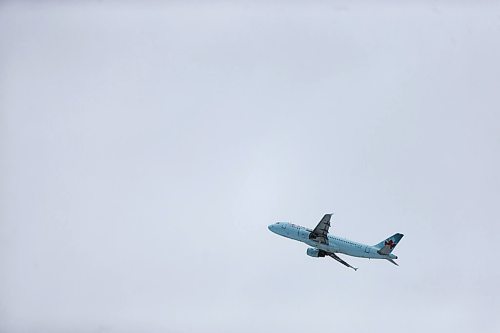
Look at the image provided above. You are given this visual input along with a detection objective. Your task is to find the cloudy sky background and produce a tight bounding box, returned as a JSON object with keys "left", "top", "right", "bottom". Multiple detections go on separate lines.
{"left": 1, "top": 1, "right": 500, "bottom": 332}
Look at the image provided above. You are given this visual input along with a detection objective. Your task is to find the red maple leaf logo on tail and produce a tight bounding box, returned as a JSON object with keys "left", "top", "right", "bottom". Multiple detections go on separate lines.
{"left": 385, "top": 239, "right": 396, "bottom": 249}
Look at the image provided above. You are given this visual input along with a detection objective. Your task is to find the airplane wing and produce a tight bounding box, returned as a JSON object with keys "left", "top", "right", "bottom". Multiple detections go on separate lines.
{"left": 308, "top": 213, "right": 333, "bottom": 244}
{"left": 327, "top": 252, "right": 358, "bottom": 271}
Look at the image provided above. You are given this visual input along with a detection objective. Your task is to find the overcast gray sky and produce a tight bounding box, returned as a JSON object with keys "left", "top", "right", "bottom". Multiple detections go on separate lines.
{"left": 1, "top": 1, "right": 500, "bottom": 332}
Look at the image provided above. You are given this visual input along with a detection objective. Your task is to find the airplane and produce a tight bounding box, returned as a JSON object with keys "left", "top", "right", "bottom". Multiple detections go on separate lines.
{"left": 268, "top": 213, "right": 403, "bottom": 270}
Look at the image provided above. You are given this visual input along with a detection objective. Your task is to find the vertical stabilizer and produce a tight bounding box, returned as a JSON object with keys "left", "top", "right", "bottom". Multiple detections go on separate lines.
{"left": 374, "top": 233, "right": 404, "bottom": 255}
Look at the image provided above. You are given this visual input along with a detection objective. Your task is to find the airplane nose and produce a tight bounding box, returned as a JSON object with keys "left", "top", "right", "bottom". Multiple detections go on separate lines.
{"left": 268, "top": 224, "right": 273, "bottom": 231}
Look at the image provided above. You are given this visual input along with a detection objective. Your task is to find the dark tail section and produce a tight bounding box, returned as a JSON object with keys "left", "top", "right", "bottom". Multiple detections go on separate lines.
{"left": 374, "top": 233, "right": 404, "bottom": 255}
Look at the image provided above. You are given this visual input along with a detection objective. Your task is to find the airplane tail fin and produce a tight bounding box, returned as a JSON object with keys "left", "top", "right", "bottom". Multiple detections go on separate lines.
{"left": 374, "top": 233, "right": 404, "bottom": 255}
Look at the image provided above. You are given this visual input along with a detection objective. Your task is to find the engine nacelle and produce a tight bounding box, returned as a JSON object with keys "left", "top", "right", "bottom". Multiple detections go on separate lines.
{"left": 306, "top": 248, "right": 325, "bottom": 258}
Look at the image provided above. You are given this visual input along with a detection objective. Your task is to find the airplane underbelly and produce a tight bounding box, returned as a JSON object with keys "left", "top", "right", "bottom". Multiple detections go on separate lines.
{"left": 342, "top": 247, "right": 367, "bottom": 258}
{"left": 305, "top": 240, "right": 332, "bottom": 252}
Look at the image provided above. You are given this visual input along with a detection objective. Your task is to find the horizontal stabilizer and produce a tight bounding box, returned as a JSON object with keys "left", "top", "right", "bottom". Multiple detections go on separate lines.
{"left": 387, "top": 258, "right": 399, "bottom": 266}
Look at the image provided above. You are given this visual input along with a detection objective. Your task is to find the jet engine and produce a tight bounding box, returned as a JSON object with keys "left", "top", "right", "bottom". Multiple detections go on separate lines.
{"left": 306, "top": 248, "right": 325, "bottom": 258}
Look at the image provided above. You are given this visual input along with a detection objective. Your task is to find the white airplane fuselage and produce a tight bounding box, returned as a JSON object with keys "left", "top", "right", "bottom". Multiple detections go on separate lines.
{"left": 268, "top": 222, "right": 398, "bottom": 260}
